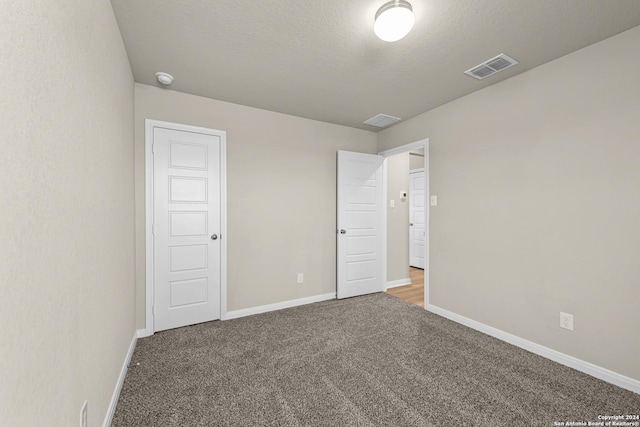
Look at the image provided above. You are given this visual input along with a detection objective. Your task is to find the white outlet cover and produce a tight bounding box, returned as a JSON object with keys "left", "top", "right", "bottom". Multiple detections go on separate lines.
{"left": 560, "top": 312, "right": 574, "bottom": 331}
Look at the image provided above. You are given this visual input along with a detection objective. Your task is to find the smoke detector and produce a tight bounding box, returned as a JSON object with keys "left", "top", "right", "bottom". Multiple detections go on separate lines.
{"left": 155, "top": 72, "right": 174, "bottom": 85}
{"left": 464, "top": 54, "right": 518, "bottom": 80}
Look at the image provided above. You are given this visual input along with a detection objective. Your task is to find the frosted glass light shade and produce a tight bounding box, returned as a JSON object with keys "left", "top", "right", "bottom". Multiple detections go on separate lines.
{"left": 374, "top": 1, "right": 415, "bottom": 42}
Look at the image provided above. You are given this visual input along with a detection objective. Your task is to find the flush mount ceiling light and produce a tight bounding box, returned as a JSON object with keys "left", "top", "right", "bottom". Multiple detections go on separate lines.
{"left": 374, "top": 0, "right": 415, "bottom": 42}
{"left": 155, "top": 72, "right": 174, "bottom": 85}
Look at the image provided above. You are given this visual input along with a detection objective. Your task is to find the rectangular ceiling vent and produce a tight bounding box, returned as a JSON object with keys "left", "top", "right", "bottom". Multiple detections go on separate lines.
{"left": 464, "top": 53, "right": 518, "bottom": 80}
{"left": 363, "top": 114, "right": 401, "bottom": 128}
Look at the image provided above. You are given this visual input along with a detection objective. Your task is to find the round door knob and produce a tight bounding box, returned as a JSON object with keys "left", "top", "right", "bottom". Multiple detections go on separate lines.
{"left": 211, "top": 234, "right": 218, "bottom": 240}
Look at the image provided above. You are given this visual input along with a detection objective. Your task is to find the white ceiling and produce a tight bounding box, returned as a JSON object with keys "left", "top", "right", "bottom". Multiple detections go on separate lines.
{"left": 111, "top": 0, "right": 640, "bottom": 131}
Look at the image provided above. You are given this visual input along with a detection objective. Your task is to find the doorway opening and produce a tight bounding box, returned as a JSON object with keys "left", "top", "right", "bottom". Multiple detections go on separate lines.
{"left": 379, "top": 139, "right": 429, "bottom": 309}
{"left": 387, "top": 267, "right": 424, "bottom": 307}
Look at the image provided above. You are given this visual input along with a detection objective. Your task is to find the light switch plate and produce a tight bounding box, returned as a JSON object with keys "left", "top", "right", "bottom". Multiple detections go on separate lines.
{"left": 430, "top": 195, "right": 438, "bottom": 206}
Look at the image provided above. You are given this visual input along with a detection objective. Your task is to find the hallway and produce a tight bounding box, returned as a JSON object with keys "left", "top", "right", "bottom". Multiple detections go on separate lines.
{"left": 385, "top": 267, "right": 424, "bottom": 307}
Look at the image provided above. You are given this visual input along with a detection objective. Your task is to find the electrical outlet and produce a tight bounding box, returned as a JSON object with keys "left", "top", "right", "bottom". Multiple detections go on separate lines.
{"left": 80, "top": 400, "right": 87, "bottom": 427}
{"left": 297, "top": 273, "right": 304, "bottom": 284}
{"left": 560, "top": 312, "right": 574, "bottom": 331}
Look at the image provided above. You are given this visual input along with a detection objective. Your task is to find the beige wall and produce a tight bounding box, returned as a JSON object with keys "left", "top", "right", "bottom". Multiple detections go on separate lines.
{"left": 410, "top": 152, "right": 425, "bottom": 170}
{"left": 378, "top": 26, "right": 640, "bottom": 381}
{"left": 0, "top": 1, "right": 135, "bottom": 426}
{"left": 386, "top": 153, "right": 410, "bottom": 283}
{"left": 135, "top": 84, "right": 377, "bottom": 327}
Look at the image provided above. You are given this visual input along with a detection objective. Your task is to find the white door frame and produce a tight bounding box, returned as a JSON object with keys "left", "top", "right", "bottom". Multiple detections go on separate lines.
{"left": 144, "top": 119, "right": 228, "bottom": 337}
{"left": 379, "top": 138, "right": 429, "bottom": 308}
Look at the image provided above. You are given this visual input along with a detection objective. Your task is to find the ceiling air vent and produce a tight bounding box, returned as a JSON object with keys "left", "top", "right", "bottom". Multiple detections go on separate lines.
{"left": 363, "top": 114, "right": 401, "bottom": 128}
{"left": 464, "top": 54, "right": 518, "bottom": 80}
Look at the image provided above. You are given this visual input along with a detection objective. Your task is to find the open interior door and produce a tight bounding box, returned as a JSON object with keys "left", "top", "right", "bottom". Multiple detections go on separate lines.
{"left": 153, "top": 126, "right": 222, "bottom": 332}
{"left": 409, "top": 170, "right": 426, "bottom": 269}
{"left": 337, "top": 150, "right": 385, "bottom": 299}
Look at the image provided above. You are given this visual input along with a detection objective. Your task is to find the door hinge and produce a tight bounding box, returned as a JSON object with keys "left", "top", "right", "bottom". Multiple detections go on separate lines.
{"left": 151, "top": 142, "right": 155, "bottom": 154}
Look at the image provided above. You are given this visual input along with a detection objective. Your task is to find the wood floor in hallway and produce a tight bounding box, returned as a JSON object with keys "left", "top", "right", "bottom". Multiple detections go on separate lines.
{"left": 385, "top": 267, "right": 424, "bottom": 307}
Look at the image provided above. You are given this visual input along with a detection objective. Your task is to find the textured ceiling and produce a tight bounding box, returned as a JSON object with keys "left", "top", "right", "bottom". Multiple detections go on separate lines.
{"left": 111, "top": 0, "right": 640, "bottom": 130}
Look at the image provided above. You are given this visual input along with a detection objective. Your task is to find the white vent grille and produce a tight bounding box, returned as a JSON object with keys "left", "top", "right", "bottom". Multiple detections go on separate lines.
{"left": 464, "top": 54, "right": 518, "bottom": 80}
{"left": 363, "top": 114, "right": 401, "bottom": 128}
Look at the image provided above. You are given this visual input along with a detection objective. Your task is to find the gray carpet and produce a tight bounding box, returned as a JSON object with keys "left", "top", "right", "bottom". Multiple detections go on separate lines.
{"left": 113, "top": 293, "right": 639, "bottom": 426}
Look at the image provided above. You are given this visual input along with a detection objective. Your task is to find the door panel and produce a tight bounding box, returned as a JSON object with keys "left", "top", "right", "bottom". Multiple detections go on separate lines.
{"left": 153, "top": 127, "right": 221, "bottom": 332}
{"left": 169, "top": 245, "right": 207, "bottom": 272}
{"left": 169, "top": 177, "right": 207, "bottom": 202}
{"left": 409, "top": 170, "right": 425, "bottom": 269}
{"left": 169, "top": 212, "right": 207, "bottom": 237}
{"left": 170, "top": 278, "right": 208, "bottom": 307}
{"left": 169, "top": 142, "right": 208, "bottom": 169}
{"left": 337, "top": 151, "right": 385, "bottom": 299}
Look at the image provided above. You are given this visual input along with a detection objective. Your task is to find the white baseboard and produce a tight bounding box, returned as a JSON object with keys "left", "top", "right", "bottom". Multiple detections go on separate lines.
{"left": 223, "top": 292, "right": 336, "bottom": 320}
{"left": 426, "top": 304, "right": 640, "bottom": 395}
{"left": 103, "top": 330, "right": 137, "bottom": 427}
{"left": 136, "top": 328, "right": 152, "bottom": 338}
{"left": 385, "top": 278, "right": 411, "bottom": 290}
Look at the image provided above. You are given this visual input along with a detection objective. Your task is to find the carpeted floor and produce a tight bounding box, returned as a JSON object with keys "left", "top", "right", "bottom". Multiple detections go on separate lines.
{"left": 113, "top": 293, "right": 639, "bottom": 426}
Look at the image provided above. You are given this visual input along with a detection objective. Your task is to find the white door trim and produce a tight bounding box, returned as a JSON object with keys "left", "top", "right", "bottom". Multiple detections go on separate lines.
{"left": 144, "top": 119, "right": 227, "bottom": 337}
{"left": 379, "top": 138, "right": 429, "bottom": 308}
